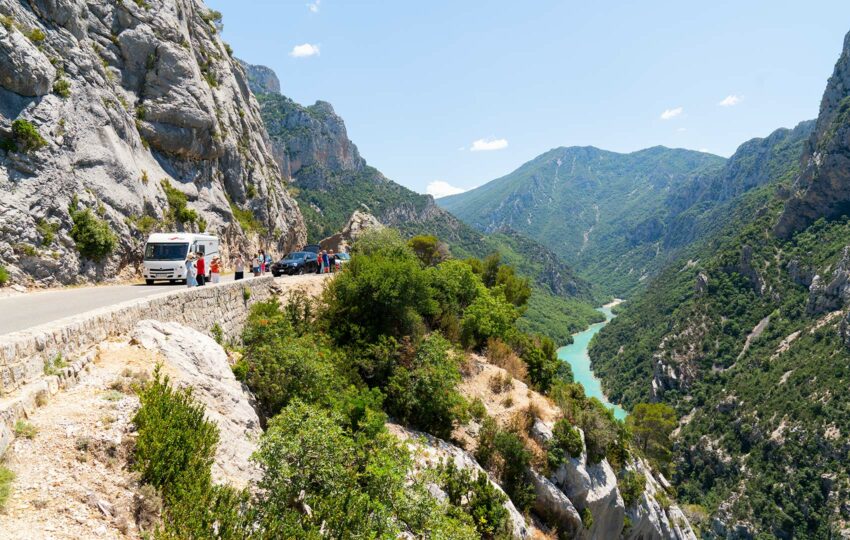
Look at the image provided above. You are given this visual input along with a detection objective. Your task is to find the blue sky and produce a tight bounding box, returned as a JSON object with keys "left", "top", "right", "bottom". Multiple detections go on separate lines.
{"left": 207, "top": 0, "right": 850, "bottom": 197}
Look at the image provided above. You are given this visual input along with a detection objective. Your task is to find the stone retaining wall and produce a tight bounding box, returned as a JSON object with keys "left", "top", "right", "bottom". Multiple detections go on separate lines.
{"left": 0, "top": 277, "right": 279, "bottom": 397}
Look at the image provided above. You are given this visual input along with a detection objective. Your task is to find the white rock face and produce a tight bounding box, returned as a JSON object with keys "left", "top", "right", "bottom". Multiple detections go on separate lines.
{"left": 386, "top": 423, "right": 531, "bottom": 540}
{"left": 624, "top": 459, "right": 698, "bottom": 540}
{"left": 319, "top": 210, "right": 383, "bottom": 253}
{"left": 131, "top": 319, "right": 261, "bottom": 488}
{"left": 0, "top": 0, "right": 305, "bottom": 287}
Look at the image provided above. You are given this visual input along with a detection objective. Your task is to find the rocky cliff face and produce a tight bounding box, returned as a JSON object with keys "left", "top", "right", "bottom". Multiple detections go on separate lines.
{"left": 776, "top": 30, "right": 850, "bottom": 238}
{"left": 0, "top": 0, "right": 305, "bottom": 286}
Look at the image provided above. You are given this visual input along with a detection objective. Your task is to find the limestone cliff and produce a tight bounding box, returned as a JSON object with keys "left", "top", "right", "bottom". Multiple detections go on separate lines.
{"left": 0, "top": 0, "right": 305, "bottom": 286}
{"left": 776, "top": 29, "right": 850, "bottom": 238}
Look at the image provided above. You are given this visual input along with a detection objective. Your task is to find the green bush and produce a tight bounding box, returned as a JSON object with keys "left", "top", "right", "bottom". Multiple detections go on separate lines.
{"left": 548, "top": 418, "right": 584, "bottom": 468}
{"left": 68, "top": 197, "right": 116, "bottom": 261}
{"left": 581, "top": 507, "right": 594, "bottom": 529}
{"left": 53, "top": 78, "right": 71, "bottom": 98}
{"left": 0, "top": 465, "right": 13, "bottom": 511}
{"left": 321, "top": 235, "right": 435, "bottom": 344}
{"left": 24, "top": 28, "right": 45, "bottom": 43}
{"left": 229, "top": 200, "right": 266, "bottom": 235}
{"left": 619, "top": 470, "right": 646, "bottom": 507}
{"left": 460, "top": 287, "right": 518, "bottom": 349}
{"left": 10, "top": 119, "right": 46, "bottom": 153}
{"left": 440, "top": 461, "right": 510, "bottom": 539}
{"left": 386, "top": 333, "right": 466, "bottom": 439}
{"left": 626, "top": 403, "right": 677, "bottom": 472}
{"left": 509, "top": 331, "right": 562, "bottom": 392}
{"left": 161, "top": 180, "right": 198, "bottom": 226}
{"left": 493, "top": 430, "right": 535, "bottom": 513}
{"left": 132, "top": 367, "right": 218, "bottom": 505}
{"left": 36, "top": 218, "right": 59, "bottom": 246}
{"left": 0, "top": 265, "right": 8, "bottom": 286}
{"left": 408, "top": 234, "right": 448, "bottom": 266}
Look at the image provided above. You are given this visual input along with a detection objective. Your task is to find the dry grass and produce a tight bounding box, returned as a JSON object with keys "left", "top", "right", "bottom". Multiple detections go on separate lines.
{"left": 489, "top": 372, "right": 513, "bottom": 394}
{"left": 485, "top": 338, "right": 528, "bottom": 382}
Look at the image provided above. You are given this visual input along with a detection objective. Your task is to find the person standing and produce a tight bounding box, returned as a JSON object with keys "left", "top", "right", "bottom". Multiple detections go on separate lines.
{"left": 258, "top": 250, "right": 266, "bottom": 275}
{"left": 265, "top": 251, "right": 273, "bottom": 274}
{"left": 322, "top": 250, "right": 330, "bottom": 274}
{"left": 315, "top": 251, "right": 323, "bottom": 274}
{"left": 210, "top": 256, "right": 221, "bottom": 284}
{"left": 234, "top": 254, "right": 245, "bottom": 281}
{"left": 196, "top": 253, "right": 206, "bottom": 286}
{"left": 328, "top": 249, "right": 337, "bottom": 273}
{"left": 185, "top": 254, "right": 197, "bottom": 288}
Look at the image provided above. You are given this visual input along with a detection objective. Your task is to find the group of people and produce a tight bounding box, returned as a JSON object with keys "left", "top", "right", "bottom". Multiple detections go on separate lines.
{"left": 317, "top": 249, "right": 337, "bottom": 274}
{"left": 184, "top": 253, "right": 222, "bottom": 288}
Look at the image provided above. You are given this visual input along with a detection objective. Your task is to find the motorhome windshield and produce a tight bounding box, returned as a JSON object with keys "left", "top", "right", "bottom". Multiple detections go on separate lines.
{"left": 145, "top": 243, "right": 189, "bottom": 261}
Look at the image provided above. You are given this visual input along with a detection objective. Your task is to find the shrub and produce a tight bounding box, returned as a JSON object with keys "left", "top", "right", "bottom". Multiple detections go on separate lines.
{"left": 11, "top": 119, "right": 46, "bottom": 152}
{"left": 485, "top": 338, "right": 527, "bottom": 381}
{"left": 68, "top": 197, "right": 116, "bottom": 261}
{"left": 245, "top": 183, "right": 257, "bottom": 198}
{"left": 229, "top": 200, "right": 265, "bottom": 235}
{"left": 211, "top": 323, "right": 223, "bottom": 345}
{"left": 131, "top": 367, "right": 218, "bottom": 506}
{"left": 36, "top": 218, "right": 59, "bottom": 246}
{"left": 53, "top": 78, "right": 70, "bottom": 98}
{"left": 43, "top": 353, "right": 67, "bottom": 376}
{"left": 14, "top": 420, "right": 37, "bottom": 439}
{"left": 493, "top": 430, "right": 535, "bottom": 513}
{"left": 0, "top": 265, "right": 8, "bottom": 286}
{"left": 253, "top": 400, "right": 435, "bottom": 538}
{"left": 460, "top": 288, "right": 518, "bottom": 349}
{"left": 508, "top": 332, "right": 560, "bottom": 393}
{"left": 386, "top": 333, "right": 466, "bottom": 439}
{"left": 0, "top": 465, "right": 13, "bottom": 511}
{"left": 581, "top": 507, "right": 594, "bottom": 529}
{"left": 321, "top": 235, "right": 435, "bottom": 344}
{"left": 619, "top": 470, "right": 646, "bottom": 507}
{"left": 408, "top": 235, "right": 448, "bottom": 267}
{"left": 627, "top": 403, "right": 677, "bottom": 471}
{"left": 161, "top": 180, "right": 198, "bottom": 226}
{"left": 241, "top": 299, "right": 347, "bottom": 419}
{"left": 439, "top": 461, "right": 510, "bottom": 539}
{"left": 25, "top": 28, "right": 45, "bottom": 43}
{"left": 548, "top": 418, "right": 583, "bottom": 469}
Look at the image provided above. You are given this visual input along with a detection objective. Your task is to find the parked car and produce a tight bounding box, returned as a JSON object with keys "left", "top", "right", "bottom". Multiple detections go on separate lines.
{"left": 334, "top": 252, "right": 351, "bottom": 269}
{"left": 301, "top": 244, "right": 322, "bottom": 254}
{"left": 271, "top": 251, "right": 319, "bottom": 276}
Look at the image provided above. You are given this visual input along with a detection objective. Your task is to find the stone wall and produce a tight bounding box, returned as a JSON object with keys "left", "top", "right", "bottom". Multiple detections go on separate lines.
{"left": 0, "top": 277, "right": 279, "bottom": 398}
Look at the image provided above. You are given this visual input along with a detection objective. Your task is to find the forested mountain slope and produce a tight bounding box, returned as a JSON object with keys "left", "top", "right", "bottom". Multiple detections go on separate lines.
{"left": 439, "top": 146, "right": 725, "bottom": 295}
{"left": 588, "top": 31, "right": 850, "bottom": 538}
{"left": 242, "top": 61, "right": 603, "bottom": 341}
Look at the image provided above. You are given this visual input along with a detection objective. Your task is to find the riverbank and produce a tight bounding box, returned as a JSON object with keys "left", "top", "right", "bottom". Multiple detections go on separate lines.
{"left": 557, "top": 299, "right": 627, "bottom": 420}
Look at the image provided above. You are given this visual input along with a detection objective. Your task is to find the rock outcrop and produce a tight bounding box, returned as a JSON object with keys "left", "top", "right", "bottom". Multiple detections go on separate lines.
{"left": 131, "top": 319, "right": 261, "bottom": 488}
{"left": 0, "top": 0, "right": 305, "bottom": 287}
{"left": 806, "top": 245, "right": 850, "bottom": 314}
{"left": 776, "top": 29, "right": 850, "bottom": 238}
{"left": 319, "top": 209, "right": 383, "bottom": 252}
{"left": 386, "top": 423, "right": 531, "bottom": 540}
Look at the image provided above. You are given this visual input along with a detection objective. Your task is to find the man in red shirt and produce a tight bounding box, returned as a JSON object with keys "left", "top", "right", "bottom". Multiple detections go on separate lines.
{"left": 196, "top": 254, "right": 206, "bottom": 286}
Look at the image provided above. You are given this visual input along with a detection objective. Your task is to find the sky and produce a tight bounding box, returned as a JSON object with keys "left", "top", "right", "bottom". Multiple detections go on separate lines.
{"left": 206, "top": 0, "right": 850, "bottom": 197}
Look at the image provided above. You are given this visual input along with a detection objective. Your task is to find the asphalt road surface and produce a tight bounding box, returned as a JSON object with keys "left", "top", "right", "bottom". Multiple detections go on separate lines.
{"left": 0, "top": 274, "right": 245, "bottom": 336}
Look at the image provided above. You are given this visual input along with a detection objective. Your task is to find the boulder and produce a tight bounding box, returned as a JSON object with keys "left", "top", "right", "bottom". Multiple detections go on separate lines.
{"left": 320, "top": 210, "right": 384, "bottom": 253}
{"left": 131, "top": 319, "right": 261, "bottom": 488}
{"left": 0, "top": 25, "right": 56, "bottom": 96}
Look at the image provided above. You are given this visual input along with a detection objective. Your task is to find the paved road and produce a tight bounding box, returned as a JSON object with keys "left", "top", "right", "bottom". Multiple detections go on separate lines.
{"left": 0, "top": 274, "right": 259, "bottom": 335}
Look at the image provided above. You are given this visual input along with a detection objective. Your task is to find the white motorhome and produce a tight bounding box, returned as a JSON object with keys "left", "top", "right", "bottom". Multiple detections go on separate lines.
{"left": 142, "top": 233, "right": 219, "bottom": 284}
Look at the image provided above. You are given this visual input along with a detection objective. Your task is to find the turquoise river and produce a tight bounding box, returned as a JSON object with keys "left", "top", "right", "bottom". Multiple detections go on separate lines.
{"left": 557, "top": 301, "right": 628, "bottom": 420}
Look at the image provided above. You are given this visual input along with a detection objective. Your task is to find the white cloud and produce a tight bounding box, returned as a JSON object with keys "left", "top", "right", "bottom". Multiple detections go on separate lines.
{"left": 307, "top": 0, "right": 320, "bottom": 13}
{"left": 660, "top": 107, "right": 683, "bottom": 120}
{"left": 699, "top": 147, "right": 710, "bottom": 153}
{"left": 290, "top": 43, "right": 320, "bottom": 58}
{"left": 718, "top": 94, "right": 742, "bottom": 107}
{"left": 427, "top": 181, "right": 466, "bottom": 198}
{"left": 470, "top": 137, "right": 508, "bottom": 152}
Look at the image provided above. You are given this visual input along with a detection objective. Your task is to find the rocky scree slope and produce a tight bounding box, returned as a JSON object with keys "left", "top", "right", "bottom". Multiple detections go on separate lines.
{"left": 242, "top": 61, "right": 603, "bottom": 341}
{"left": 0, "top": 0, "right": 305, "bottom": 287}
{"left": 588, "top": 31, "right": 850, "bottom": 539}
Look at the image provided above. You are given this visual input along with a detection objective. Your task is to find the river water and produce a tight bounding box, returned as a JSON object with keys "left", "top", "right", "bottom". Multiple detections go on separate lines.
{"left": 557, "top": 301, "right": 628, "bottom": 420}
